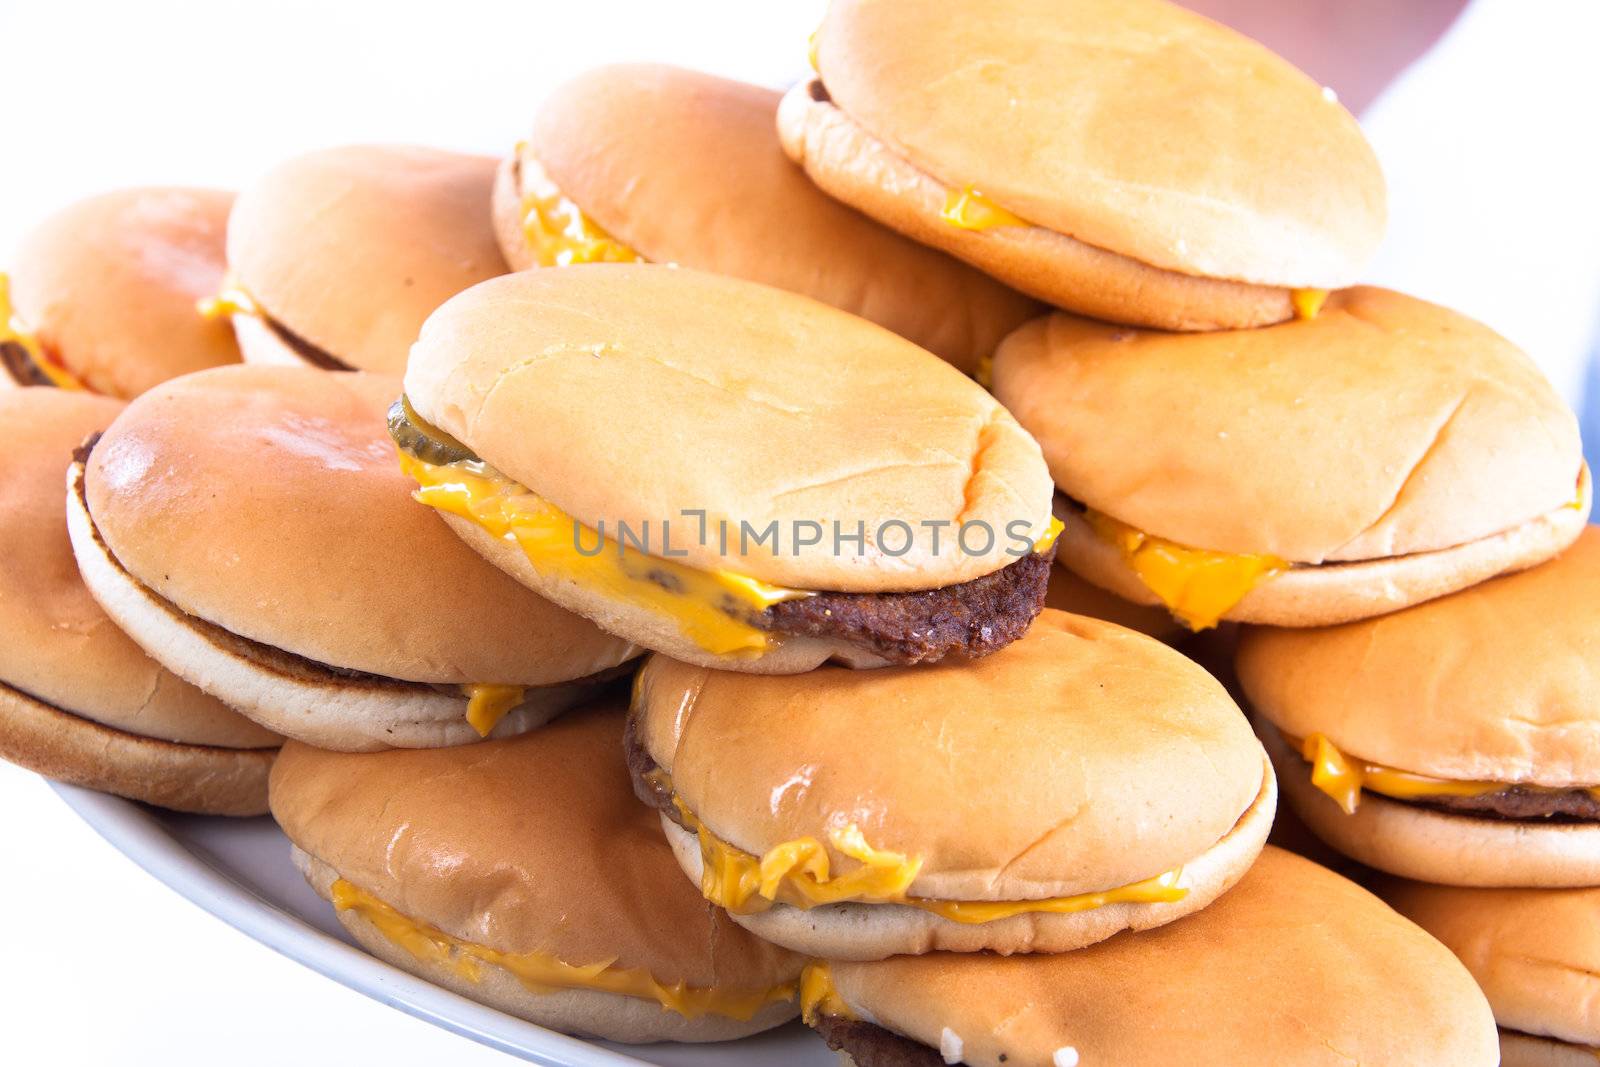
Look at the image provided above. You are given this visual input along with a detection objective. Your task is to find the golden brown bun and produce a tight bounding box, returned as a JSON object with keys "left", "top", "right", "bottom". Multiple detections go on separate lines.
{"left": 1059, "top": 475, "right": 1590, "bottom": 627}
{"left": 82, "top": 364, "right": 636, "bottom": 685}
{"left": 405, "top": 265, "right": 1054, "bottom": 591}
{"left": 823, "top": 848, "right": 1496, "bottom": 1067}
{"left": 1376, "top": 879, "right": 1600, "bottom": 1048}
{"left": 662, "top": 759, "right": 1272, "bottom": 959}
{"left": 270, "top": 700, "right": 802, "bottom": 1041}
{"left": 1241, "top": 526, "right": 1600, "bottom": 783}
{"left": 1264, "top": 725, "right": 1600, "bottom": 887}
{"left": 503, "top": 64, "right": 1039, "bottom": 374}
{"left": 998, "top": 289, "right": 1583, "bottom": 562}
{"left": 1043, "top": 561, "right": 1182, "bottom": 640}
{"left": 228, "top": 145, "right": 505, "bottom": 374}
{"left": 0, "top": 680, "right": 271, "bottom": 815}
{"left": 1501, "top": 1032, "right": 1600, "bottom": 1067}
{"left": 0, "top": 389, "right": 273, "bottom": 747}
{"left": 778, "top": 82, "right": 1297, "bottom": 331}
{"left": 806, "top": 0, "right": 1384, "bottom": 287}
{"left": 9, "top": 188, "right": 240, "bottom": 397}
{"left": 637, "top": 610, "right": 1267, "bottom": 901}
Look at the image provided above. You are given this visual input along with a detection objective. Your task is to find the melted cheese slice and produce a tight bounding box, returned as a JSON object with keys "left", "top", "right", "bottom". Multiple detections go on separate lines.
{"left": 461, "top": 683, "right": 526, "bottom": 737}
{"left": 674, "top": 794, "right": 1187, "bottom": 923}
{"left": 330, "top": 878, "right": 795, "bottom": 1020}
{"left": 1083, "top": 509, "right": 1285, "bottom": 631}
{"left": 0, "top": 273, "right": 86, "bottom": 390}
{"left": 799, "top": 962, "right": 855, "bottom": 1024}
{"left": 941, "top": 184, "right": 1029, "bottom": 231}
{"left": 1288, "top": 732, "right": 1600, "bottom": 815}
{"left": 517, "top": 157, "right": 642, "bottom": 267}
{"left": 196, "top": 271, "right": 262, "bottom": 320}
{"left": 1291, "top": 288, "right": 1329, "bottom": 320}
{"left": 399, "top": 453, "right": 807, "bottom": 657}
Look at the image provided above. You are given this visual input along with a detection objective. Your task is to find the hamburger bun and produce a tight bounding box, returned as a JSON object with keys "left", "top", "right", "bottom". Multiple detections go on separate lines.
{"left": 226, "top": 145, "right": 505, "bottom": 373}
{"left": 0, "top": 389, "right": 276, "bottom": 814}
{"left": 69, "top": 364, "right": 636, "bottom": 751}
{"left": 631, "top": 609, "right": 1274, "bottom": 959}
{"left": 807, "top": 847, "right": 1497, "bottom": 1067}
{"left": 269, "top": 699, "right": 803, "bottom": 1043}
{"left": 997, "top": 288, "right": 1586, "bottom": 628}
{"left": 1044, "top": 560, "right": 1182, "bottom": 640}
{"left": 780, "top": 0, "right": 1385, "bottom": 329}
{"left": 498, "top": 64, "right": 1040, "bottom": 374}
{"left": 7, "top": 187, "right": 239, "bottom": 396}
{"left": 1376, "top": 879, "right": 1600, "bottom": 1060}
{"left": 1243, "top": 527, "right": 1600, "bottom": 885}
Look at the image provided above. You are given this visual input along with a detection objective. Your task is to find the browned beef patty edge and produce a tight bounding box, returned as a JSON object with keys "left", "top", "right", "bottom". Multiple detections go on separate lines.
{"left": 811, "top": 1015, "right": 944, "bottom": 1067}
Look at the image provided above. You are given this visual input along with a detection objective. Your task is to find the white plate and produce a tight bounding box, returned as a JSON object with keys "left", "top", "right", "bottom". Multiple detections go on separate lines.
{"left": 51, "top": 783, "right": 835, "bottom": 1067}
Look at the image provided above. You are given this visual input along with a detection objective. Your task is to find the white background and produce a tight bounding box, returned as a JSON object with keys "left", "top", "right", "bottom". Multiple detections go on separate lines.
{"left": 2, "top": 1, "right": 1597, "bottom": 1064}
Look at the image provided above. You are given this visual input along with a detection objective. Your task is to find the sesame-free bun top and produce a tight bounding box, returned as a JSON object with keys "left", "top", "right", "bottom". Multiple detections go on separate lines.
{"left": 10, "top": 187, "right": 239, "bottom": 397}
{"left": 84, "top": 364, "right": 635, "bottom": 684}
{"left": 0, "top": 390, "right": 273, "bottom": 747}
{"left": 823, "top": 847, "right": 1498, "bottom": 1067}
{"left": 1239, "top": 526, "right": 1600, "bottom": 786}
{"left": 516, "top": 64, "right": 1038, "bottom": 374}
{"left": 405, "top": 265, "right": 1054, "bottom": 591}
{"left": 635, "top": 609, "right": 1265, "bottom": 901}
{"left": 269, "top": 698, "right": 800, "bottom": 992}
{"left": 228, "top": 145, "right": 505, "bottom": 374}
{"left": 811, "top": 0, "right": 1385, "bottom": 288}
{"left": 995, "top": 288, "right": 1582, "bottom": 562}
{"left": 1377, "top": 879, "right": 1600, "bottom": 1048}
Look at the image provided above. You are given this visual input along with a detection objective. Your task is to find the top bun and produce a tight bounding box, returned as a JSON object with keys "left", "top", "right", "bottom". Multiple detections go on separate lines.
{"left": 10, "top": 187, "right": 239, "bottom": 397}
{"left": 635, "top": 609, "right": 1264, "bottom": 901}
{"left": 84, "top": 364, "right": 635, "bottom": 684}
{"left": 515, "top": 64, "right": 1038, "bottom": 374}
{"left": 0, "top": 389, "right": 273, "bottom": 747}
{"left": 405, "top": 265, "right": 1054, "bottom": 591}
{"left": 811, "top": 0, "right": 1385, "bottom": 287}
{"left": 822, "top": 847, "right": 1497, "bottom": 1067}
{"left": 995, "top": 288, "right": 1582, "bottom": 562}
{"left": 228, "top": 145, "right": 505, "bottom": 374}
{"left": 1377, "top": 878, "right": 1600, "bottom": 1048}
{"left": 269, "top": 698, "right": 800, "bottom": 994}
{"left": 1239, "top": 526, "right": 1600, "bottom": 785}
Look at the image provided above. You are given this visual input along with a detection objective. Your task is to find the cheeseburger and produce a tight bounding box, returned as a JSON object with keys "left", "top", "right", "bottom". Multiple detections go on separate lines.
{"left": 208, "top": 145, "right": 505, "bottom": 373}
{"left": 396, "top": 265, "right": 1059, "bottom": 673}
{"left": 3, "top": 187, "right": 238, "bottom": 395}
{"left": 801, "top": 847, "right": 1497, "bottom": 1067}
{"left": 0, "top": 389, "right": 277, "bottom": 814}
{"left": 780, "top": 0, "right": 1385, "bottom": 331}
{"left": 494, "top": 63, "right": 1039, "bottom": 375}
{"left": 68, "top": 364, "right": 636, "bottom": 751}
{"left": 1379, "top": 879, "right": 1600, "bottom": 1067}
{"left": 270, "top": 698, "right": 803, "bottom": 1043}
{"left": 628, "top": 609, "right": 1275, "bottom": 960}
{"left": 995, "top": 287, "right": 1588, "bottom": 631}
{"left": 1240, "top": 526, "right": 1600, "bottom": 887}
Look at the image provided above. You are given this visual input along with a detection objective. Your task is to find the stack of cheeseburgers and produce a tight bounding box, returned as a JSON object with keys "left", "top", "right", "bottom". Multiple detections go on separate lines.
{"left": 1, "top": 1, "right": 1590, "bottom": 1063}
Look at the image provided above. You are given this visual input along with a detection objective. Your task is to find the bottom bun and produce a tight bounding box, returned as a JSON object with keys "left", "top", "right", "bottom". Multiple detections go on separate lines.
{"left": 0, "top": 679, "right": 272, "bottom": 815}
{"left": 438, "top": 511, "right": 893, "bottom": 674}
{"left": 69, "top": 460, "right": 602, "bottom": 752}
{"left": 294, "top": 848, "right": 795, "bottom": 1044}
{"left": 1060, "top": 468, "right": 1590, "bottom": 628}
{"left": 663, "top": 755, "right": 1276, "bottom": 961}
{"left": 1501, "top": 1031, "right": 1600, "bottom": 1067}
{"left": 1264, "top": 726, "right": 1600, "bottom": 887}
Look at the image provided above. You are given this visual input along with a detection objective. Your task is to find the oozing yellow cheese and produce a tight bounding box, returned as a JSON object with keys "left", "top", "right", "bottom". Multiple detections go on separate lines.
{"left": 807, "top": 29, "right": 821, "bottom": 72}
{"left": 398, "top": 452, "right": 807, "bottom": 657}
{"left": 799, "top": 962, "right": 855, "bottom": 1024}
{"left": 196, "top": 271, "right": 262, "bottom": 320}
{"left": 0, "top": 273, "right": 85, "bottom": 390}
{"left": 517, "top": 161, "right": 642, "bottom": 267}
{"left": 674, "top": 794, "right": 1187, "bottom": 923}
{"left": 330, "top": 879, "right": 796, "bottom": 1020}
{"left": 461, "top": 683, "right": 526, "bottom": 737}
{"left": 1291, "top": 288, "right": 1329, "bottom": 320}
{"left": 941, "top": 184, "right": 1028, "bottom": 231}
{"left": 1289, "top": 732, "right": 1600, "bottom": 815}
{"left": 1083, "top": 509, "right": 1285, "bottom": 631}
